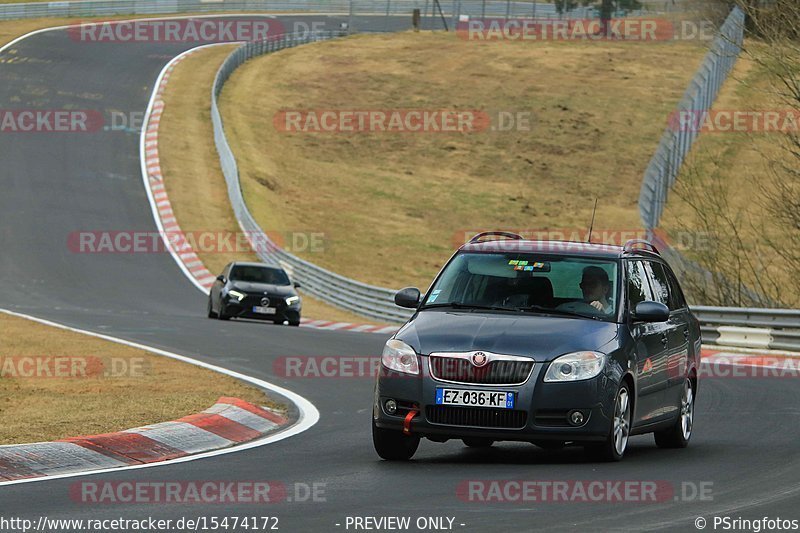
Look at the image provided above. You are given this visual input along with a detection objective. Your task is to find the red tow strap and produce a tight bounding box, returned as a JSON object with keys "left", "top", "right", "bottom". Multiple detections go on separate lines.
{"left": 403, "top": 409, "right": 419, "bottom": 435}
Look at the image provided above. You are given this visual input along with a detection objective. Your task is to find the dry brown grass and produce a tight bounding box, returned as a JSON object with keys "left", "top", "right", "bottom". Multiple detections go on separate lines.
{"left": 660, "top": 40, "right": 798, "bottom": 304}
{"left": 0, "top": 312, "right": 273, "bottom": 444}
{"left": 218, "top": 32, "right": 707, "bottom": 289}
{"left": 157, "top": 46, "right": 370, "bottom": 324}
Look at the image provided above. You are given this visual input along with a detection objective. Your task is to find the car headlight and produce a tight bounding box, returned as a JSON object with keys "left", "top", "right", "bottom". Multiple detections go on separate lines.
{"left": 381, "top": 339, "right": 419, "bottom": 375}
{"left": 227, "top": 289, "right": 245, "bottom": 302}
{"left": 544, "top": 351, "right": 606, "bottom": 382}
{"left": 285, "top": 295, "right": 300, "bottom": 306}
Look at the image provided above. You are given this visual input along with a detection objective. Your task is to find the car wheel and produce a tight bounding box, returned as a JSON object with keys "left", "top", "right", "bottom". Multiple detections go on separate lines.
{"left": 372, "top": 420, "right": 419, "bottom": 461}
{"left": 288, "top": 320, "right": 301, "bottom": 327}
{"left": 207, "top": 297, "right": 217, "bottom": 318}
{"left": 217, "top": 303, "right": 230, "bottom": 321}
{"left": 585, "top": 382, "right": 631, "bottom": 462}
{"left": 463, "top": 438, "right": 494, "bottom": 448}
{"left": 654, "top": 377, "right": 694, "bottom": 449}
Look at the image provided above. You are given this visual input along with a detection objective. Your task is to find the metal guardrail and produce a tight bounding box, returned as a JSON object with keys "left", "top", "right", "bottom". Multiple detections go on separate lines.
{"left": 638, "top": 6, "right": 745, "bottom": 230}
{"left": 211, "top": 31, "right": 414, "bottom": 323}
{"left": 692, "top": 306, "right": 800, "bottom": 352}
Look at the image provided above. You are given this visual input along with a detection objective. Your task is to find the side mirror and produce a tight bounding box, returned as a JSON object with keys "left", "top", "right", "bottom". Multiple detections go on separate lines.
{"left": 394, "top": 287, "right": 421, "bottom": 309}
{"left": 633, "top": 301, "right": 670, "bottom": 323}
{"left": 293, "top": 281, "right": 302, "bottom": 289}
{"left": 216, "top": 275, "right": 226, "bottom": 284}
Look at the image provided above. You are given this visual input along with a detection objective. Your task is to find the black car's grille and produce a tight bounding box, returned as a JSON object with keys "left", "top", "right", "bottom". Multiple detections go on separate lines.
{"left": 429, "top": 357, "right": 533, "bottom": 385}
{"left": 240, "top": 293, "right": 282, "bottom": 308}
{"left": 425, "top": 406, "right": 528, "bottom": 429}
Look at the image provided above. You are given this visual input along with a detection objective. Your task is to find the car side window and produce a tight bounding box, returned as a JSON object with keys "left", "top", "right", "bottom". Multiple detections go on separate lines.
{"left": 625, "top": 261, "right": 652, "bottom": 310}
{"left": 663, "top": 265, "right": 687, "bottom": 310}
{"left": 643, "top": 262, "right": 670, "bottom": 306}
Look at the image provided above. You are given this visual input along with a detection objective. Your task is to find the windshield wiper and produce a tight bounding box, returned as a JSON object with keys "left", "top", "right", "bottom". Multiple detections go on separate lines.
{"left": 519, "top": 305, "right": 602, "bottom": 320}
{"left": 420, "top": 302, "right": 521, "bottom": 313}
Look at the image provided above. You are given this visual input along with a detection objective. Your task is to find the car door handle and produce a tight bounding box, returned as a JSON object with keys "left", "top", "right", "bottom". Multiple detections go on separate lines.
{"left": 661, "top": 334, "right": 669, "bottom": 346}
{"left": 683, "top": 329, "right": 690, "bottom": 339}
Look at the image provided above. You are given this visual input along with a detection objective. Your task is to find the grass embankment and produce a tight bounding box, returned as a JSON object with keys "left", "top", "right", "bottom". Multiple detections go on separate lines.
{"left": 0, "top": 312, "right": 273, "bottom": 444}
{"left": 216, "top": 32, "right": 706, "bottom": 290}
{"left": 660, "top": 41, "right": 799, "bottom": 305}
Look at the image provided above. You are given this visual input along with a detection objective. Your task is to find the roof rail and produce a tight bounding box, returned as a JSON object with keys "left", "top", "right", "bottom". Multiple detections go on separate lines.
{"left": 623, "top": 239, "right": 660, "bottom": 255}
{"left": 468, "top": 231, "right": 524, "bottom": 244}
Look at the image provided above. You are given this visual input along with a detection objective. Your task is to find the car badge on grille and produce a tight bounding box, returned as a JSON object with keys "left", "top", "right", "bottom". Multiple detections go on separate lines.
{"left": 471, "top": 352, "right": 488, "bottom": 367}
{"left": 260, "top": 297, "right": 270, "bottom": 306}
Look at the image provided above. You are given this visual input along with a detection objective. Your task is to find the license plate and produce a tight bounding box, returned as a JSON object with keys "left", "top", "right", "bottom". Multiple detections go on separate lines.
{"left": 435, "top": 388, "right": 515, "bottom": 409}
{"left": 252, "top": 306, "right": 276, "bottom": 315}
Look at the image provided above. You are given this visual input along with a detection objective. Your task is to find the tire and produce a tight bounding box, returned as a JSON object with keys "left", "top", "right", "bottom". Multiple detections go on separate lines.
{"left": 654, "top": 377, "right": 694, "bottom": 449}
{"left": 372, "top": 420, "right": 419, "bottom": 461}
{"left": 217, "top": 303, "right": 230, "bottom": 321}
{"left": 463, "top": 438, "right": 494, "bottom": 448}
{"left": 585, "top": 382, "right": 631, "bottom": 462}
{"left": 207, "top": 297, "right": 217, "bottom": 318}
{"left": 288, "top": 321, "right": 301, "bottom": 327}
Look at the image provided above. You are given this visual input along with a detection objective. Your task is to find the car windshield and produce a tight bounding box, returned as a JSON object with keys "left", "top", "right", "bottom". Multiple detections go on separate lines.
{"left": 230, "top": 265, "right": 291, "bottom": 286}
{"left": 422, "top": 252, "right": 619, "bottom": 321}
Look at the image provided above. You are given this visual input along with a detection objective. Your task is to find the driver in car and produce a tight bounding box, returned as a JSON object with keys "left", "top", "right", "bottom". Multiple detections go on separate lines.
{"left": 579, "top": 266, "right": 613, "bottom": 313}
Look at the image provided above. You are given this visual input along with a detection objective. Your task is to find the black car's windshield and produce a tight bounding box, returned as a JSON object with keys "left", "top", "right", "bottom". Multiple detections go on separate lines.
{"left": 422, "top": 253, "right": 620, "bottom": 321}
{"left": 230, "top": 265, "right": 291, "bottom": 286}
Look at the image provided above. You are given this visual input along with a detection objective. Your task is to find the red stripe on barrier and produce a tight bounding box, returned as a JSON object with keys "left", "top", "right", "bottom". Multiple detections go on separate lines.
{"left": 177, "top": 413, "right": 261, "bottom": 443}
{"left": 65, "top": 432, "right": 186, "bottom": 464}
{"left": 0, "top": 458, "right": 42, "bottom": 481}
{"left": 217, "top": 397, "right": 288, "bottom": 426}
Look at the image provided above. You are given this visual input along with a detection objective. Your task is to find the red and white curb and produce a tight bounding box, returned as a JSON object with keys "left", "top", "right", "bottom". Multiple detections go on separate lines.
{"left": 0, "top": 397, "right": 287, "bottom": 482}
{"left": 140, "top": 47, "right": 398, "bottom": 336}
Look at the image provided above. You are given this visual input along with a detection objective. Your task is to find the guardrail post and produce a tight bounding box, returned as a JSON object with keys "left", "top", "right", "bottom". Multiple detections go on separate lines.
{"left": 348, "top": 0, "right": 354, "bottom": 34}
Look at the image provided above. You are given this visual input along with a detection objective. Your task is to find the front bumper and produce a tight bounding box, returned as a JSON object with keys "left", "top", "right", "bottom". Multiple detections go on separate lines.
{"left": 373, "top": 357, "right": 617, "bottom": 442}
{"left": 224, "top": 297, "right": 300, "bottom": 323}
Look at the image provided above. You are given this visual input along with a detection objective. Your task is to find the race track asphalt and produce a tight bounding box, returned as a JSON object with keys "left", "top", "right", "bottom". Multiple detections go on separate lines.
{"left": 0, "top": 14, "right": 798, "bottom": 532}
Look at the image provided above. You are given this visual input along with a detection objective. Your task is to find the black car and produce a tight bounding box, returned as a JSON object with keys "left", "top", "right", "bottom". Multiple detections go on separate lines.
{"left": 372, "top": 233, "right": 700, "bottom": 461}
{"left": 207, "top": 262, "right": 302, "bottom": 326}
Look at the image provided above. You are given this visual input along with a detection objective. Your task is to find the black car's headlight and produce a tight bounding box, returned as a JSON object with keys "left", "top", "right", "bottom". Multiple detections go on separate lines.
{"left": 227, "top": 289, "right": 246, "bottom": 302}
{"left": 381, "top": 340, "right": 419, "bottom": 375}
{"left": 285, "top": 295, "right": 300, "bottom": 306}
{"left": 544, "top": 351, "right": 606, "bottom": 382}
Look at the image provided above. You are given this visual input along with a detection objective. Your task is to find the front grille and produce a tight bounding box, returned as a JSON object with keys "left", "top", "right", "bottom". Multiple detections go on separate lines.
{"left": 240, "top": 294, "right": 282, "bottom": 308}
{"left": 426, "top": 406, "right": 528, "bottom": 429}
{"left": 429, "top": 357, "right": 533, "bottom": 385}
